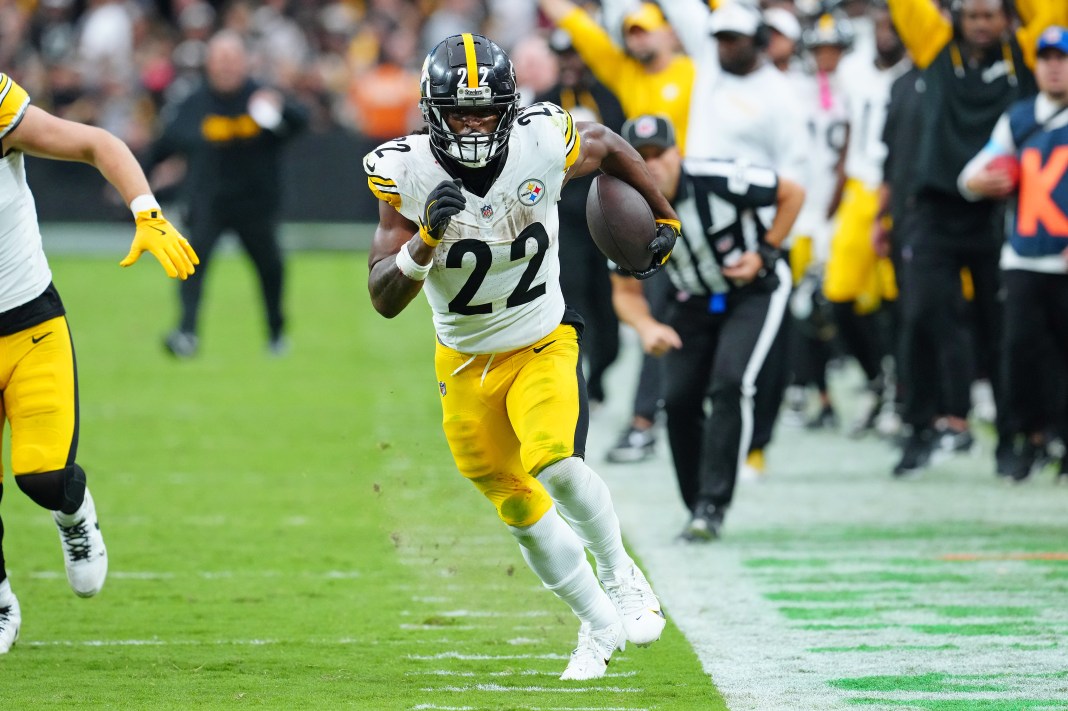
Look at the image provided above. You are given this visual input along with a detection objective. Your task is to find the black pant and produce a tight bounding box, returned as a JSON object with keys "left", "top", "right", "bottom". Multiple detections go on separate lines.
{"left": 631, "top": 269, "right": 672, "bottom": 421}
{"left": 900, "top": 196, "right": 1002, "bottom": 428}
{"left": 558, "top": 228, "right": 619, "bottom": 403}
{"left": 178, "top": 206, "right": 285, "bottom": 340}
{"left": 661, "top": 263, "right": 790, "bottom": 513}
{"left": 1001, "top": 269, "right": 1068, "bottom": 438}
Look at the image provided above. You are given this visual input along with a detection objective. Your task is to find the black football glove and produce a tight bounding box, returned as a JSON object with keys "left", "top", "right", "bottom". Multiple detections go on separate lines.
{"left": 616, "top": 219, "right": 679, "bottom": 280}
{"left": 419, "top": 179, "right": 466, "bottom": 246}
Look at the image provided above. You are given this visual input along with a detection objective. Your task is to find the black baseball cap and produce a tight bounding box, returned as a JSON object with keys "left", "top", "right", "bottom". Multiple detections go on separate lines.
{"left": 621, "top": 114, "right": 677, "bottom": 150}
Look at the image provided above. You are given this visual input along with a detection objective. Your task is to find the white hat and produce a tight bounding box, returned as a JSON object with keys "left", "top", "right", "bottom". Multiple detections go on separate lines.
{"left": 763, "top": 7, "right": 801, "bottom": 42}
{"left": 708, "top": 2, "right": 762, "bottom": 37}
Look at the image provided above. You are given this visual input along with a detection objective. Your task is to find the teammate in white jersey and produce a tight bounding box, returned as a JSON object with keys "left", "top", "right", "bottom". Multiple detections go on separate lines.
{"left": 0, "top": 72, "right": 198, "bottom": 654}
{"left": 364, "top": 34, "right": 680, "bottom": 681}
{"left": 822, "top": 9, "right": 910, "bottom": 435}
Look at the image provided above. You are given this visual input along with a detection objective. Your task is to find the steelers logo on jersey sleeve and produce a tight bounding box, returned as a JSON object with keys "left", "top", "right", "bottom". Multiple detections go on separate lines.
{"left": 518, "top": 179, "right": 546, "bottom": 206}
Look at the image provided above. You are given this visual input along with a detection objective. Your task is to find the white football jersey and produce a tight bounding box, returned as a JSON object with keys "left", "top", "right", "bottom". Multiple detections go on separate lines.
{"left": 838, "top": 57, "right": 910, "bottom": 189}
{"left": 365, "top": 102, "right": 580, "bottom": 354}
{"left": 794, "top": 71, "right": 849, "bottom": 261}
{"left": 0, "top": 74, "right": 52, "bottom": 314}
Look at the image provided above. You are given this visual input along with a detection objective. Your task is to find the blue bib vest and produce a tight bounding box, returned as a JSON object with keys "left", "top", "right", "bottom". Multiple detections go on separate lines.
{"left": 1007, "top": 98, "right": 1068, "bottom": 257}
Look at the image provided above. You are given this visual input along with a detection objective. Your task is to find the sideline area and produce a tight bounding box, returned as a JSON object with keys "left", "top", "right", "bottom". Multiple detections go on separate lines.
{"left": 591, "top": 336, "right": 1068, "bottom": 711}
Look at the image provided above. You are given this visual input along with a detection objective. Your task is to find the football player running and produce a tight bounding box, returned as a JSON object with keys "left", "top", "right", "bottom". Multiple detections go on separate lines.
{"left": 365, "top": 34, "right": 679, "bottom": 681}
{"left": 0, "top": 72, "right": 198, "bottom": 653}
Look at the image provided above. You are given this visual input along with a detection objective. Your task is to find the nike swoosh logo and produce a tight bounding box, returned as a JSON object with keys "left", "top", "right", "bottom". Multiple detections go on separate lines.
{"left": 148, "top": 224, "right": 166, "bottom": 235}
{"left": 532, "top": 340, "right": 556, "bottom": 354}
{"left": 31, "top": 331, "right": 53, "bottom": 344}
{"left": 366, "top": 161, "right": 376, "bottom": 172}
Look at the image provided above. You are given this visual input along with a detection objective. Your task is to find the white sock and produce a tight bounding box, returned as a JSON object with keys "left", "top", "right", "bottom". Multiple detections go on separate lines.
{"left": 509, "top": 507, "right": 618, "bottom": 629}
{"left": 538, "top": 457, "right": 631, "bottom": 582}
{"left": 0, "top": 578, "right": 14, "bottom": 606}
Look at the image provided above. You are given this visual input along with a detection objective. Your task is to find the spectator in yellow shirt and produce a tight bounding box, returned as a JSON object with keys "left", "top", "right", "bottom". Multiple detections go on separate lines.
{"left": 538, "top": 0, "right": 694, "bottom": 153}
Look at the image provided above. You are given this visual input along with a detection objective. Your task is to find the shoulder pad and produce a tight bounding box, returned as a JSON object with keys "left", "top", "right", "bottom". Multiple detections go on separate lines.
{"left": 0, "top": 74, "right": 31, "bottom": 140}
{"left": 363, "top": 136, "right": 415, "bottom": 210}
{"left": 517, "top": 102, "right": 580, "bottom": 169}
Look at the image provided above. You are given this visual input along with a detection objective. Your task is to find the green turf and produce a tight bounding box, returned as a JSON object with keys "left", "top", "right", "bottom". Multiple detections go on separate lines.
{"left": 0, "top": 254, "right": 722, "bottom": 710}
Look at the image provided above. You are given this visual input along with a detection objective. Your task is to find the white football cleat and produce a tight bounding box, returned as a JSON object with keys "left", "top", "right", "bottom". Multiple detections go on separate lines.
{"left": 603, "top": 563, "right": 666, "bottom": 646}
{"left": 0, "top": 578, "right": 21, "bottom": 653}
{"left": 54, "top": 488, "right": 108, "bottom": 597}
{"left": 559, "top": 618, "right": 625, "bottom": 681}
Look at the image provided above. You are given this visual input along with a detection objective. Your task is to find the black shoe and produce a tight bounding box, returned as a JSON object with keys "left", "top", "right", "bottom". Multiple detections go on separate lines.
{"left": 606, "top": 425, "right": 656, "bottom": 463}
{"left": 1002, "top": 438, "right": 1041, "bottom": 483}
{"left": 163, "top": 330, "right": 198, "bottom": 359}
{"left": 805, "top": 405, "right": 838, "bottom": 430}
{"left": 935, "top": 422, "right": 974, "bottom": 455}
{"left": 679, "top": 503, "right": 724, "bottom": 542}
{"left": 893, "top": 428, "right": 935, "bottom": 477}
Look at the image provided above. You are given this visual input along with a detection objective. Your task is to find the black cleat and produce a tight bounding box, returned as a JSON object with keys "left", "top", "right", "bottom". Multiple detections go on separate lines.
{"left": 893, "top": 428, "right": 935, "bottom": 477}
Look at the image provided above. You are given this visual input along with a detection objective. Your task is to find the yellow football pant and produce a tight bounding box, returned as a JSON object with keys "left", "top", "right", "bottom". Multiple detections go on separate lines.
{"left": 823, "top": 178, "right": 898, "bottom": 312}
{"left": 434, "top": 324, "right": 583, "bottom": 528}
{"left": 0, "top": 316, "right": 78, "bottom": 483}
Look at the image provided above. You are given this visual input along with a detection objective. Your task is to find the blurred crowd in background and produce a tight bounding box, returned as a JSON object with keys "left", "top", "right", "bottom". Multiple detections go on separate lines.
{"left": 0, "top": 0, "right": 553, "bottom": 150}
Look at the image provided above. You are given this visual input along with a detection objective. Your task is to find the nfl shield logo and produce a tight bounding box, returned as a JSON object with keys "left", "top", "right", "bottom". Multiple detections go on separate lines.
{"left": 481, "top": 204, "right": 494, "bottom": 219}
{"left": 439, "top": 381, "right": 447, "bottom": 396}
{"left": 518, "top": 179, "right": 546, "bottom": 206}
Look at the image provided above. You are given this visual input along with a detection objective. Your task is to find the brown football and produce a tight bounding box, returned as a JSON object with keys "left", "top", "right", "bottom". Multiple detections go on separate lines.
{"left": 585, "top": 174, "right": 657, "bottom": 273}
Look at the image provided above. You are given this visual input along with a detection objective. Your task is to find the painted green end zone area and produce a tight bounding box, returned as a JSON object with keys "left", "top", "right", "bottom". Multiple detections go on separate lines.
{"left": 0, "top": 254, "right": 721, "bottom": 710}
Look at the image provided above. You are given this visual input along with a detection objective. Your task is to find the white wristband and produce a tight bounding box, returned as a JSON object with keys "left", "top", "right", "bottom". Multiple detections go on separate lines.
{"left": 130, "top": 194, "right": 161, "bottom": 216}
{"left": 395, "top": 242, "right": 432, "bottom": 281}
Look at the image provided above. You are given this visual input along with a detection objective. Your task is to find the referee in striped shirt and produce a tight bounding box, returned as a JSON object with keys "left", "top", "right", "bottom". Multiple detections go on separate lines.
{"left": 611, "top": 115, "right": 804, "bottom": 541}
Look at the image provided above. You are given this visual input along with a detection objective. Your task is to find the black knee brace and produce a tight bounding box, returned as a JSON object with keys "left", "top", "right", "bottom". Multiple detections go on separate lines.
{"left": 15, "top": 463, "right": 86, "bottom": 514}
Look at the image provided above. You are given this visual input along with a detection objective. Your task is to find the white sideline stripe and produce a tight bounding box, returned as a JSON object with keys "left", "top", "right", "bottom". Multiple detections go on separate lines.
{"left": 414, "top": 706, "right": 647, "bottom": 711}
{"left": 399, "top": 624, "right": 477, "bottom": 631}
{"left": 407, "top": 670, "right": 640, "bottom": 678}
{"left": 409, "top": 652, "right": 569, "bottom": 661}
{"left": 26, "top": 639, "right": 281, "bottom": 647}
{"left": 400, "top": 610, "right": 551, "bottom": 618}
{"left": 427, "top": 684, "right": 641, "bottom": 693}
{"left": 27, "top": 570, "right": 362, "bottom": 580}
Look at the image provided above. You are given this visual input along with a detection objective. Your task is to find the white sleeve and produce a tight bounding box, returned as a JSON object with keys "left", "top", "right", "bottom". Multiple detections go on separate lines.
{"left": 659, "top": 0, "right": 713, "bottom": 60}
{"left": 599, "top": 0, "right": 642, "bottom": 46}
{"left": 958, "top": 113, "right": 1015, "bottom": 202}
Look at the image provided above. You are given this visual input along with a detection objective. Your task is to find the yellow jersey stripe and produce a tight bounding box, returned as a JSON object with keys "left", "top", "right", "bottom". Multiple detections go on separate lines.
{"left": 564, "top": 129, "right": 581, "bottom": 170}
{"left": 0, "top": 73, "right": 30, "bottom": 140}
{"left": 368, "top": 175, "right": 398, "bottom": 188}
{"left": 367, "top": 178, "right": 402, "bottom": 209}
{"left": 461, "top": 34, "right": 479, "bottom": 89}
{"left": 561, "top": 110, "right": 580, "bottom": 169}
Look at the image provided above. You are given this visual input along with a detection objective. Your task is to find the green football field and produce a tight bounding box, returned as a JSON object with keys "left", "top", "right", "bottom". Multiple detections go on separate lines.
{"left": 0, "top": 253, "right": 722, "bottom": 710}
{"left": 2, "top": 250, "right": 1067, "bottom": 710}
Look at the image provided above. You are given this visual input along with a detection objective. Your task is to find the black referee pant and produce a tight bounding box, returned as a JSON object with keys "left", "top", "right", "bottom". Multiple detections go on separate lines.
{"left": 177, "top": 203, "right": 286, "bottom": 342}
{"left": 661, "top": 261, "right": 791, "bottom": 514}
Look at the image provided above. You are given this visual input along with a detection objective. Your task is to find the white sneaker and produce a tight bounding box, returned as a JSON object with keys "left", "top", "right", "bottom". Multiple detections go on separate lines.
{"left": 602, "top": 564, "right": 666, "bottom": 646}
{"left": 53, "top": 488, "right": 107, "bottom": 597}
{"left": 0, "top": 579, "right": 20, "bottom": 653}
{"left": 559, "top": 618, "right": 625, "bottom": 681}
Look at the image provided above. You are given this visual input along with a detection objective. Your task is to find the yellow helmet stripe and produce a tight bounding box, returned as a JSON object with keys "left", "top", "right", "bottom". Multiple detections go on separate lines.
{"left": 461, "top": 33, "right": 479, "bottom": 89}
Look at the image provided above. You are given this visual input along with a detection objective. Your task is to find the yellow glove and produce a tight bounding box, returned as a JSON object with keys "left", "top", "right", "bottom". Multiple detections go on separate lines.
{"left": 120, "top": 209, "right": 200, "bottom": 280}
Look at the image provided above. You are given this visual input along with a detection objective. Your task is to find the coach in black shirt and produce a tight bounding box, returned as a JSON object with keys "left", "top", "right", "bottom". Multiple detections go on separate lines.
{"left": 150, "top": 30, "right": 308, "bottom": 358}
{"left": 610, "top": 116, "right": 804, "bottom": 541}
{"left": 886, "top": 0, "right": 1057, "bottom": 474}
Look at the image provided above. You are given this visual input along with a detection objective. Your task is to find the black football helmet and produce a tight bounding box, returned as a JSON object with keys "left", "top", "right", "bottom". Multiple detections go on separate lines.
{"left": 420, "top": 34, "right": 520, "bottom": 168}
